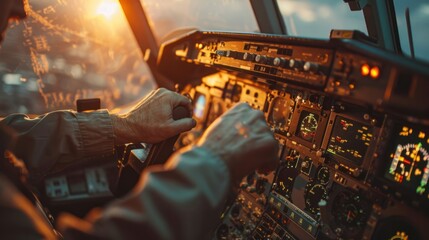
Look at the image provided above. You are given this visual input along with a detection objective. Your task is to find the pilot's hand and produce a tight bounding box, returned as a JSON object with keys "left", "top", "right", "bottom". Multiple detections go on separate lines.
{"left": 111, "top": 88, "right": 195, "bottom": 145}
{"left": 196, "top": 102, "right": 278, "bottom": 184}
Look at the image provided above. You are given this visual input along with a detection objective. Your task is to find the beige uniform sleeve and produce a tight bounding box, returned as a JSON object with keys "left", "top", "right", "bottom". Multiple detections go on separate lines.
{"left": 58, "top": 147, "right": 232, "bottom": 240}
{"left": 1, "top": 110, "right": 115, "bottom": 182}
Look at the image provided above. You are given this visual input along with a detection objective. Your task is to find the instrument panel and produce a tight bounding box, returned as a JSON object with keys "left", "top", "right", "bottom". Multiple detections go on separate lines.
{"left": 159, "top": 31, "right": 429, "bottom": 239}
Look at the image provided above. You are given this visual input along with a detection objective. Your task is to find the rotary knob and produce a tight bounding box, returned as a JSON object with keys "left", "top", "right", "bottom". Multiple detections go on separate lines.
{"left": 243, "top": 52, "right": 255, "bottom": 61}
{"left": 273, "top": 57, "right": 285, "bottom": 67}
{"left": 289, "top": 59, "right": 303, "bottom": 69}
{"left": 255, "top": 54, "right": 268, "bottom": 64}
{"left": 304, "top": 61, "right": 319, "bottom": 72}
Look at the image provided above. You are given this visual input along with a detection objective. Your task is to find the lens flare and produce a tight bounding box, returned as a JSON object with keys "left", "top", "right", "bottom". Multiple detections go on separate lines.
{"left": 96, "top": 1, "right": 120, "bottom": 19}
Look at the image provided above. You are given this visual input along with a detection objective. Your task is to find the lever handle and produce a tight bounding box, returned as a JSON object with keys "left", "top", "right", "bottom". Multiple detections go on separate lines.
{"left": 115, "top": 105, "right": 191, "bottom": 196}
{"left": 145, "top": 105, "right": 191, "bottom": 166}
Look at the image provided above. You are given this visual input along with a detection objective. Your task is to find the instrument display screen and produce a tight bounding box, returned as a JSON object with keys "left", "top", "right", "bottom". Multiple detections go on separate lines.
{"left": 384, "top": 124, "right": 429, "bottom": 199}
{"left": 327, "top": 116, "right": 373, "bottom": 166}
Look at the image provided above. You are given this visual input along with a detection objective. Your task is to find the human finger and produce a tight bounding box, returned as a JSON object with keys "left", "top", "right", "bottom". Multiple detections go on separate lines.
{"left": 169, "top": 92, "right": 193, "bottom": 113}
{"left": 168, "top": 117, "right": 197, "bottom": 135}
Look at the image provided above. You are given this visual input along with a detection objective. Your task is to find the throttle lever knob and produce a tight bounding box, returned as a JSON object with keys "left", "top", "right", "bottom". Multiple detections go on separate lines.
{"left": 173, "top": 105, "right": 191, "bottom": 120}
{"left": 145, "top": 105, "right": 191, "bottom": 166}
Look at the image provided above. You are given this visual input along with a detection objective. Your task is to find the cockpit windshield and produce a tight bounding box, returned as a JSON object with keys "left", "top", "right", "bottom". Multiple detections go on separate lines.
{"left": 0, "top": 0, "right": 156, "bottom": 116}
{"left": 393, "top": 0, "right": 429, "bottom": 62}
{"left": 277, "top": 0, "right": 367, "bottom": 38}
{"left": 1, "top": 0, "right": 428, "bottom": 116}
{"left": 140, "top": 0, "right": 260, "bottom": 44}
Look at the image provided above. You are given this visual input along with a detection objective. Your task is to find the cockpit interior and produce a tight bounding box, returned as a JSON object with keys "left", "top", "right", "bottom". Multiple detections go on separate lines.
{"left": 1, "top": 0, "right": 428, "bottom": 239}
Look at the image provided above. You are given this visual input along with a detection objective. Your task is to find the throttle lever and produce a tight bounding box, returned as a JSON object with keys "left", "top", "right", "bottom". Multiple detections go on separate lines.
{"left": 145, "top": 105, "right": 191, "bottom": 166}
{"left": 114, "top": 105, "right": 191, "bottom": 196}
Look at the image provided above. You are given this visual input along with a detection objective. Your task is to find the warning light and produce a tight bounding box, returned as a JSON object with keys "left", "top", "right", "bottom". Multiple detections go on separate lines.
{"left": 361, "top": 64, "right": 370, "bottom": 76}
{"left": 370, "top": 66, "right": 380, "bottom": 79}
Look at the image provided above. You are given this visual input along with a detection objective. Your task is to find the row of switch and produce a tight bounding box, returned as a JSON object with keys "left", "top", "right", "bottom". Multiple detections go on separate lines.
{"left": 216, "top": 50, "right": 320, "bottom": 73}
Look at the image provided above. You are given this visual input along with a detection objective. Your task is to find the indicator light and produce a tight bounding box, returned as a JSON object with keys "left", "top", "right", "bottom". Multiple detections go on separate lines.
{"left": 370, "top": 66, "right": 380, "bottom": 79}
{"left": 361, "top": 64, "right": 370, "bottom": 76}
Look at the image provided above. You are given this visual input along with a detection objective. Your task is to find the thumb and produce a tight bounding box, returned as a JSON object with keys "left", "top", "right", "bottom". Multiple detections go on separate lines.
{"left": 169, "top": 118, "right": 196, "bottom": 134}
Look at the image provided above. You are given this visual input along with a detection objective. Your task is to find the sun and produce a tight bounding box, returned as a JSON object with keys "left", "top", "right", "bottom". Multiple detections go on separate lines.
{"left": 96, "top": 1, "right": 120, "bottom": 19}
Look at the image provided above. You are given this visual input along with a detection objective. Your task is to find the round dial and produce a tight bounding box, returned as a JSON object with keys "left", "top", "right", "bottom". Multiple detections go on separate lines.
{"left": 331, "top": 190, "right": 370, "bottom": 230}
{"left": 304, "top": 181, "right": 328, "bottom": 215}
{"left": 317, "top": 166, "right": 330, "bottom": 185}
{"left": 372, "top": 216, "right": 418, "bottom": 240}
{"left": 298, "top": 112, "right": 319, "bottom": 142}
{"left": 268, "top": 97, "right": 291, "bottom": 130}
{"left": 387, "top": 142, "right": 429, "bottom": 195}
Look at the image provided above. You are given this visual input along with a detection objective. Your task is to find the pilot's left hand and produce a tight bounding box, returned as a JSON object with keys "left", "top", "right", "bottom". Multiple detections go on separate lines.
{"left": 111, "top": 88, "right": 195, "bottom": 145}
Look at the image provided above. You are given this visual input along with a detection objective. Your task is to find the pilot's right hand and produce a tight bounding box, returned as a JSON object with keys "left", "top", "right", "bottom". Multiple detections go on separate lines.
{"left": 111, "top": 88, "right": 195, "bottom": 145}
{"left": 196, "top": 102, "right": 278, "bottom": 184}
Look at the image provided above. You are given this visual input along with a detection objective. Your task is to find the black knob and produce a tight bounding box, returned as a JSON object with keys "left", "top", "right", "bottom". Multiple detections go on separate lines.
{"left": 304, "top": 62, "right": 319, "bottom": 72}
{"left": 243, "top": 52, "right": 255, "bottom": 61}
{"left": 273, "top": 57, "right": 285, "bottom": 66}
{"left": 173, "top": 105, "right": 190, "bottom": 120}
{"left": 289, "top": 59, "right": 303, "bottom": 69}
{"left": 255, "top": 55, "right": 267, "bottom": 64}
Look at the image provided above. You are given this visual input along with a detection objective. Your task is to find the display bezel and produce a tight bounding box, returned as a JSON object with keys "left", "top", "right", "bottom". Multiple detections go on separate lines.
{"left": 266, "top": 93, "right": 294, "bottom": 133}
{"left": 322, "top": 112, "right": 378, "bottom": 171}
{"left": 376, "top": 120, "right": 429, "bottom": 204}
{"left": 289, "top": 103, "right": 329, "bottom": 150}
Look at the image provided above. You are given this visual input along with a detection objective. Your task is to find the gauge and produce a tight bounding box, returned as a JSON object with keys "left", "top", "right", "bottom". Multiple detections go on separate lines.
{"left": 304, "top": 181, "right": 328, "bottom": 215}
{"left": 268, "top": 96, "right": 292, "bottom": 130}
{"left": 300, "top": 156, "right": 313, "bottom": 175}
{"left": 372, "top": 216, "right": 419, "bottom": 240}
{"left": 285, "top": 149, "right": 300, "bottom": 168}
{"left": 298, "top": 111, "right": 319, "bottom": 142}
{"left": 386, "top": 142, "right": 429, "bottom": 195}
{"left": 317, "top": 166, "right": 330, "bottom": 185}
{"left": 276, "top": 166, "right": 299, "bottom": 199}
{"left": 331, "top": 190, "right": 370, "bottom": 230}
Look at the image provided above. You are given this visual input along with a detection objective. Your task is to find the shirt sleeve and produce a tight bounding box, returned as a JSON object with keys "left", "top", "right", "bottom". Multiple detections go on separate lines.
{"left": 0, "top": 110, "right": 115, "bottom": 182}
{"left": 58, "top": 147, "right": 233, "bottom": 240}
{"left": 0, "top": 174, "right": 57, "bottom": 240}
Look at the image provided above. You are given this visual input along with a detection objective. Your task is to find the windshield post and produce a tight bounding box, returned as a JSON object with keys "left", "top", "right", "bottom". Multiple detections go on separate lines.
{"left": 249, "top": 0, "right": 287, "bottom": 34}
{"left": 344, "top": 0, "right": 402, "bottom": 53}
{"left": 119, "top": 0, "right": 174, "bottom": 89}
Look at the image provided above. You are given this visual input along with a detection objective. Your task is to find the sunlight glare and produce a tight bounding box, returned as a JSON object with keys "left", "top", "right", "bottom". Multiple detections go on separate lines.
{"left": 96, "top": 1, "right": 120, "bottom": 19}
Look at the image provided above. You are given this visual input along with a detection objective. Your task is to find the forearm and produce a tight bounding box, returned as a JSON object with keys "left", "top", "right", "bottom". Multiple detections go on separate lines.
{"left": 110, "top": 113, "right": 136, "bottom": 145}
{"left": 1, "top": 110, "right": 115, "bottom": 182}
{"left": 58, "top": 147, "right": 233, "bottom": 240}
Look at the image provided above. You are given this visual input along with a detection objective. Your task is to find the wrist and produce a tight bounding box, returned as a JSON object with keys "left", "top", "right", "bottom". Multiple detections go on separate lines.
{"left": 111, "top": 114, "right": 132, "bottom": 145}
{"left": 195, "top": 143, "right": 241, "bottom": 187}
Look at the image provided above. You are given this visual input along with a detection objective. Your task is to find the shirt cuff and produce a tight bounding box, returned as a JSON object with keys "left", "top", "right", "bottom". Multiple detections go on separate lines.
{"left": 76, "top": 109, "right": 115, "bottom": 159}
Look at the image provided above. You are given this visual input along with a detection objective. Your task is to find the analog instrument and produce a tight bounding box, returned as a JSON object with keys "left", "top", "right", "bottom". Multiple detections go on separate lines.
{"left": 332, "top": 190, "right": 370, "bottom": 229}
{"left": 298, "top": 111, "right": 319, "bottom": 142}
{"left": 317, "top": 166, "right": 330, "bottom": 185}
{"left": 268, "top": 96, "right": 292, "bottom": 130}
{"left": 387, "top": 143, "right": 429, "bottom": 195}
{"left": 305, "top": 181, "right": 328, "bottom": 215}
